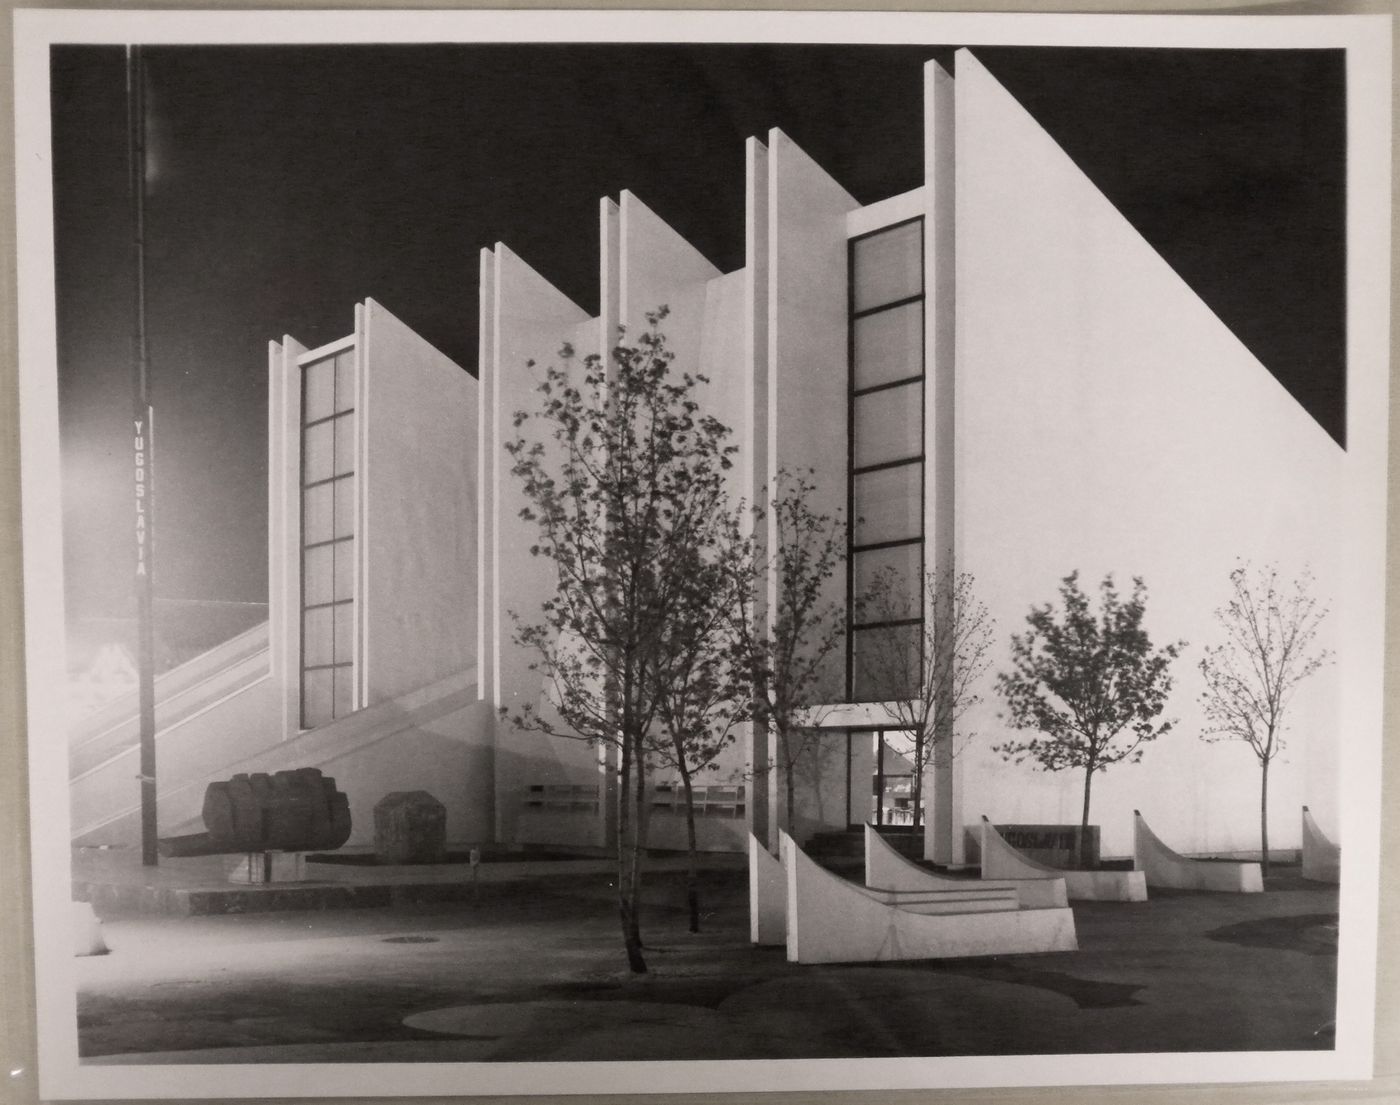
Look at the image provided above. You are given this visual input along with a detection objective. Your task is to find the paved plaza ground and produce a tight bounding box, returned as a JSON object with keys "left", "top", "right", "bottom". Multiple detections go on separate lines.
{"left": 73, "top": 862, "right": 1338, "bottom": 1064}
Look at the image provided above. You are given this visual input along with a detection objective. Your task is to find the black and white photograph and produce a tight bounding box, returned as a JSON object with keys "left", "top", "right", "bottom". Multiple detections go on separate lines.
{"left": 10, "top": 8, "right": 1392, "bottom": 1099}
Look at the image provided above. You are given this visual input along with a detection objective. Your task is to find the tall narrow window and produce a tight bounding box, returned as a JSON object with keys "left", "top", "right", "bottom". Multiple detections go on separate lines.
{"left": 847, "top": 218, "right": 925, "bottom": 702}
{"left": 300, "top": 346, "right": 356, "bottom": 728}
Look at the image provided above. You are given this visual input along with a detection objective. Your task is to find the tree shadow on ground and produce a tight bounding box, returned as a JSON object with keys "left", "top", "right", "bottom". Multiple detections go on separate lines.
{"left": 1205, "top": 913, "right": 1338, "bottom": 957}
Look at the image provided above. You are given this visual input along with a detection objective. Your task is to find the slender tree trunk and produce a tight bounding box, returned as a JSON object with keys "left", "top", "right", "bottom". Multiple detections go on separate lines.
{"left": 679, "top": 765, "right": 700, "bottom": 933}
{"left": 911, "top": 728, "right": 923, "bottom": 831}
{"left": 778, "top": 724, "right": 797, "bottom": 836}
{"left": 616, "top": 733, "right": 646, "bottom": 974}
{"left": 628, "top": 741, "right": 647, "bottom": 954}
{"left": 751, "top": 740, "right": 771, "bottom": 851}
{"left": 1079, "top": 763, "right": 1095, "bottom": 870}
{"left": 1260, "top": 756, "right": 1271, "bottom": 879}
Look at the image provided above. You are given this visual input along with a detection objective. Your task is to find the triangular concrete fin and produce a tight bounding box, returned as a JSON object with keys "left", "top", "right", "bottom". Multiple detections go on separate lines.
{"left": 618, "top": 189, "right": 721, "bottom": 332}
{"left": 767, "top": 127, "right": 857, "bottom": 212}
{"left": 493, "top": 241, "right": 590, "bottom": 325}
{"left": 954, "top": 49, "right": 1337, "bottom": 453}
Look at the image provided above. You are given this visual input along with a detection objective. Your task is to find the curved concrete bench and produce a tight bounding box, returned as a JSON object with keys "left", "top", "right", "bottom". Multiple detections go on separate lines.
{"left": 780, "top": 831, "right": 1077, "bottom": 964}
{"left": 866, "top": 823, "right": 1069, "bottom": 909}
{"left": 979, "top": 817, "right": 1146, "bottom": 903}
{"left": 1133, "top": 810, "right": 1263, "bottom": 892}
{"left": 752, "top": 831, "right": 1021, "bottom": 946}
{"left": 749, "top": 835, "right": 787, "bottom": 946}
{"left": 1301, "top": 806, "right": 1340, "bottom": 884}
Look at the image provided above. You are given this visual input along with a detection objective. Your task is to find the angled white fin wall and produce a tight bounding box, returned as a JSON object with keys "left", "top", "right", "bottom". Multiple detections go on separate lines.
{"left": 743, "top": 136, "right": 775, "bottom": 850}
{"left": 484, "top": 243, "right": 602, "bottom": 845}
{"left": 476, "top": 250, "right": 496, "bottom": 703}
{"left": 616, "top": 190, "right": 754, "bottom": 802}
{"left": 699, "top": 269, "right": 750, "bottom": 488}
{"left": 865, "top": 824, "right": 1066, "bottom": 908}
{"left": 749, "top": 834, "right": 786, "bottom": 945}
{"left": 978, "top": 817, "right": 1144, "bottom": 903}
{"left": 486, "top": 243, "right": 591, "bottom": 707}
{"left": 598, "top": 197, "right": 620, "bottom": 366}
{"left": 923, "top": 59, "right": 961, "bottom": 866}
{"left": 268, "top": 334, "right": 306, "bottom": 740}
{"left": 953, "top": 50, "right": 1345, "bottom": 858}
{"left": 619, "top": 189, "right": 719, "bottom": 351}
{"left": 781, "top": 831, "right": 1076, "bottom": 964}
{"left": 361, "top": 299, "right": 477, "bottom": 706}
{"left": 767, "top": 128, "right": 858, "bottom": 716}
{"left": 1133, "top": 811, "right": 1263, "bottom": 892}
{"left": 1301, "top": 806, "right": 1341, "bottom": 883}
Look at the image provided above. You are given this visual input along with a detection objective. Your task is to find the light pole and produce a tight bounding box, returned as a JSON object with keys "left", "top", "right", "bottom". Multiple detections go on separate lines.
{"left": 127, "top": 43, "right": 158, "bottom": 866}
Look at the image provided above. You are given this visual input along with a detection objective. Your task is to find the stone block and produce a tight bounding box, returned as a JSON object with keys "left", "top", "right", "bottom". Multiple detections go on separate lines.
{"left": 374, "top": 791, "right": 447, "bottom": 865}
{"left": 163, "top": 767, "right": 352, "bottom": 857}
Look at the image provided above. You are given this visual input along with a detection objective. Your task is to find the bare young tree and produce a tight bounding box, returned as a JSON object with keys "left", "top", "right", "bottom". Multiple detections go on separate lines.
{"left": 648, "top": 511, "right": 752, "bottom": 933}
{"left": 734, "top": 471, "right": 846, "bottom": 839}
{"left": 503, "top": 311, "right": 737, "bottom": 973}
{"left": 1198, "top": 562, "right": 1331, "bottom": 876}
{"left": 996, "top": 573, "right": 1184, "bottom": 868}
{"left": 856, "top": 567, "right": 995, "bottom": 830}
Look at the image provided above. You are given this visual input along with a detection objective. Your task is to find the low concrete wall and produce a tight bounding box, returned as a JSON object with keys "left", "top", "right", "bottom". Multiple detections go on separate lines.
{"left": 1061, "top": 869, "right": 1147, "bottom": 903}
{"left": 979, "top": 817, "right": 1145, "bottom": 903}
{"left": 780, "top": 831, "right": 1077, "bottom": 965}
{"left": 867, "top": 824, "right": 1067, "bottom": 910}
{"left": 749, "top": 835, "right": 786, "bottom": 946}
{"left": 1301, "top": 806, "right": 1340, "bottom": 884}
{"left": 1134, "top": 811, "right": 1263, "bottom": 893}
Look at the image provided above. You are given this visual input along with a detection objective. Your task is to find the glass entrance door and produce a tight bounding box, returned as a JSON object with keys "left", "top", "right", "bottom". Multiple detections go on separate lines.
{"left": 848, "top": 728, "right": 921, "bottom": 827}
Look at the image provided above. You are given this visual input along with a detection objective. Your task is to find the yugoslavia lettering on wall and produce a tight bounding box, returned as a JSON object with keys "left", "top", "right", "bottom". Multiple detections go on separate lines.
{"left": 134, "top": 412, "right": 149, "bottom": 578}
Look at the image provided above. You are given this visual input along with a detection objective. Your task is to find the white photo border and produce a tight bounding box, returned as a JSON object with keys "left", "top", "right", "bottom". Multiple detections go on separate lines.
{"left": 12, "top": 8, "right": 1392, "bottom": 1099}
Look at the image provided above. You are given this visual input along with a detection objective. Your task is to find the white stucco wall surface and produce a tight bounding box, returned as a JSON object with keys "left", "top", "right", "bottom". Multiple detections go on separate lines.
{"left": 315, "top": 698, "right": 497, "bottom": 847}
{"left": 360, "top": 299, "right": 478, "bottom": 706}
{"left": 486, "top": 246, "right": 603, "bottom": 842}
{"left": 952, "top": 50, "right": 1346, "bottom": 859}
{"left": 767, "top": 129, "right": 858, "bottom": 733}
{"left": 619, "top": 189, "right": 719, "bottom": 356}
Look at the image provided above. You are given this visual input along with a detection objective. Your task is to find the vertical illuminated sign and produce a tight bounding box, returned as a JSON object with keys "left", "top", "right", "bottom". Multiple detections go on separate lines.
{"left": 134, "top": 411, "right": 150, "bottom": 577}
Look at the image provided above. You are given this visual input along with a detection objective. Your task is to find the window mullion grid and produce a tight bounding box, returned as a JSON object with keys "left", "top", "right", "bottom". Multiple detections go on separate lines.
{"left": 853, "top": 373, "right": 924, "bottom": 400}
{"left": 847, "top": 217, "right": 926, "bottom": 705}
{"left": 851, "top": 291, "right": 924, "bottom": 322}
{"left": 852, "top": 454, "right": 924, "bottom": 478}
{"left": 304, "top": 408, "right": 355, "bottom": 432}
{"left": 299, "top": 352, "right": 356, "bottom": 729}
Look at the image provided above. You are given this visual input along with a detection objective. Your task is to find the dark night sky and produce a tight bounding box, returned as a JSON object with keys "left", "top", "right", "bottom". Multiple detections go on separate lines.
{"left": 50, "top": 44, "right": 1345, "bottom": 643}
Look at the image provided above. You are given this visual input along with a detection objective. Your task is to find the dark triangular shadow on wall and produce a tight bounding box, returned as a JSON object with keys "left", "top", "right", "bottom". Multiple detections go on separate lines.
{"left": 972, "top": 47, "right": 1346, "bottom": 448}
